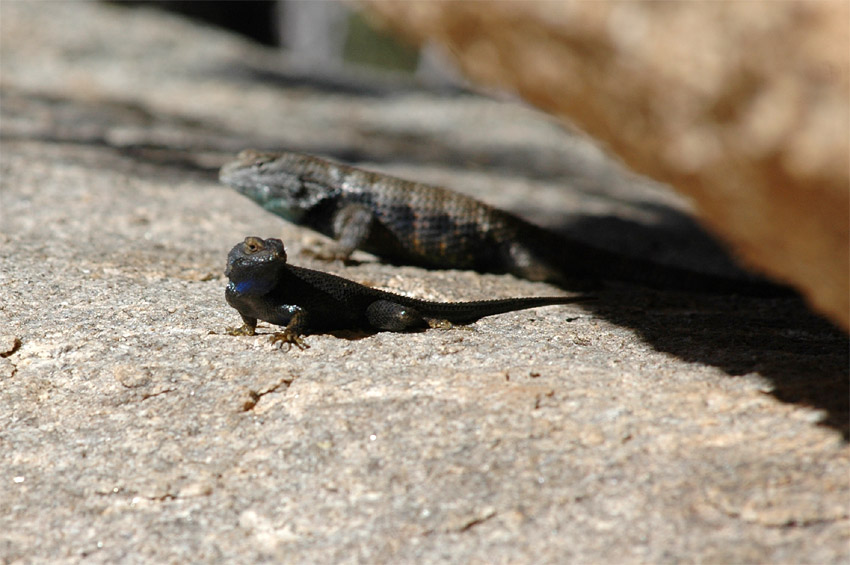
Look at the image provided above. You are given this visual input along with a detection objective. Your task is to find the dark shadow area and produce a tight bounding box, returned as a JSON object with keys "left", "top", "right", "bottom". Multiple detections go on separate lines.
{"left": 108, "top": 1, "right": 280, "bottom": 46}
{"left": 244, "top": 327, "right": 381, "bottom": 343}
{"left": 521, "top": 211, "right": 849, "bottom": 439}
{"left": 220, "top": 64, "right": 450, "bottom": 99}
{"left": 586, "top": 287, "right": 849, "bottom": 439}
{"left": 545, "top": 213, "right": 790, "bottom": 287}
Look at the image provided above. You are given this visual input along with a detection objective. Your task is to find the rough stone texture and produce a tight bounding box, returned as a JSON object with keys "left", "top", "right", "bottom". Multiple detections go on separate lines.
{"left": 1, "top": 2, "right": 848, "bottom": 563}
{"left": 360, "top": 0, "right": 850, "bottom": 330}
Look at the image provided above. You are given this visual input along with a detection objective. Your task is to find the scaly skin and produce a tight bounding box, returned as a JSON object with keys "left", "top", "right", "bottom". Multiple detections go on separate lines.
{"left": 220, "top": 150, "right": 793, "bottom": 296}
{"left": 224, "top": 237, "right": 589, "bottom": 349}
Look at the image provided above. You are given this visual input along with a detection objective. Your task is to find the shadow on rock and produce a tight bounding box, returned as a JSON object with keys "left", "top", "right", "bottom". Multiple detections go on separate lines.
{"left": 561, "top": 211, "right": 850, "bottom": 440}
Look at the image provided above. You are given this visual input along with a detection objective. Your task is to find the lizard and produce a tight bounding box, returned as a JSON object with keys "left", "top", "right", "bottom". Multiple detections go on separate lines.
{"left": 220, "top": 149, "right": 791, "bottom": 295}
{"left": 224, "top": 237, "right": 590, "bottom": 349}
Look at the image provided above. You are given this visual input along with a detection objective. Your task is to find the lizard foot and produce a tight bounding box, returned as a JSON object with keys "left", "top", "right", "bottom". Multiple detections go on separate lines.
{"left": 226, "top": 324, "right": 256, "bottom": 336}
{"left": 427, "top": 319, "right": 453, "bottom": 330}
{"left": 270, "top": 330, "right": 310, "bottom": 351}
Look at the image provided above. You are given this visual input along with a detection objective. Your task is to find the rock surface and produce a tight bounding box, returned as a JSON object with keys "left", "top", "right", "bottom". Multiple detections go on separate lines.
{"left": 361, "top": 0, "right": 850, "bottom": 330}
{"left": 1, "top": 3, "right": 847, "bottom": 563}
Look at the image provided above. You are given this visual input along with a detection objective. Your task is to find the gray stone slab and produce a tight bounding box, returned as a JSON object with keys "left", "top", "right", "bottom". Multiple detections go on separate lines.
{"left": 0, "top": 2, "right": 847, "bottom": 563}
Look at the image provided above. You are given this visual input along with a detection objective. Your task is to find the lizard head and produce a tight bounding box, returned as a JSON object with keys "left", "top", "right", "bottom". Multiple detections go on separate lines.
{"left": 225, "top": 237, "right": 288, "bottom": 295}
{"left": 220, "top": 150, "right": 339, "bottom": 222}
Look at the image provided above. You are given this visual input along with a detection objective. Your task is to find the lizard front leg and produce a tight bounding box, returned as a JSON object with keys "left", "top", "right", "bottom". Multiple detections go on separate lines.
{"left": 227, "top": 313, "right": 258, "bottom": 336}
{"left": 269, "top": 306, "right": 311, "bottom": 350}
{"left": 311, "top": 204, "right": 375, "bottom": 262}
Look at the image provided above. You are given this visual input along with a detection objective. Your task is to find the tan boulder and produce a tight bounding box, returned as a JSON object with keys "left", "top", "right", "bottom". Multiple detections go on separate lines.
{"left": 361, "top": 0, "right": 850, "bottom": 329}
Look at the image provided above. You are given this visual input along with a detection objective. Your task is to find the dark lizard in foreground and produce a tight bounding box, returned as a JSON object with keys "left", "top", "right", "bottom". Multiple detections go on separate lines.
{"left": 220, "top": 149, "right": 792, "bottom": 295}
{"left": 225, "top": 237, "right": 590, "bottom": 349}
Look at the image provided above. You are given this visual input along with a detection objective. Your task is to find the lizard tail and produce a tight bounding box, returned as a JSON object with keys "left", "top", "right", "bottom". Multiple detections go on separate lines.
{"left": 419, "top": 295, "right": 592, "bottom": 325}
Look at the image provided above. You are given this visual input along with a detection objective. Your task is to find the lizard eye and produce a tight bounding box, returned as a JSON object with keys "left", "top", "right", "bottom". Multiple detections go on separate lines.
{"left": 244, "top": 237, "right": 263, "bottom": 253}
{"left": 253, "top": 157, "right": 272, "bottom": 170}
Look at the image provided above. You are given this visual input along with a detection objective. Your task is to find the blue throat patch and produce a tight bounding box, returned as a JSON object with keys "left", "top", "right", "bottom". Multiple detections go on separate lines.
{"left": 231, "top": 278, "right": 273, "bottom": 295}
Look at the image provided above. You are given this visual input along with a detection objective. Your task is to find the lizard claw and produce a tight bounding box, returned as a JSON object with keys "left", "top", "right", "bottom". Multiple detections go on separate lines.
{"left": 270, "top": 330, "right": 310, "bottom": 350}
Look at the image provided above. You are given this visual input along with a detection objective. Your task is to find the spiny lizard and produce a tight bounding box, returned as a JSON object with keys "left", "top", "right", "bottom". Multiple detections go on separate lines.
{"left": 225, "top": 237, "right": 589, "bottom": 349}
